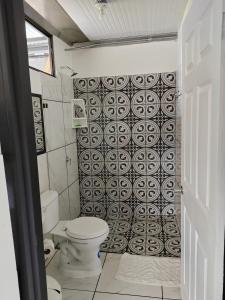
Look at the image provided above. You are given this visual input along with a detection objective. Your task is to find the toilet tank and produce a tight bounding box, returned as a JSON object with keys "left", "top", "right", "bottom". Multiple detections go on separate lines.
{"left": 41, "top": 190, "right": 59, "bottom": 234}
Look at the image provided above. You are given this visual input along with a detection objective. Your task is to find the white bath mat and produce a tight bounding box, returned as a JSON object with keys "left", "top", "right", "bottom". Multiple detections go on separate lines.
{"left": 115, "top": 253, "right": 180, "bottom": 287}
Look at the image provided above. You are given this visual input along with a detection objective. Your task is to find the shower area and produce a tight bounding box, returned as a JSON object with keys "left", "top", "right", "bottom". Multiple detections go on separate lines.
{"left": 74, "top": 72, "right": 181, "bottom": 257}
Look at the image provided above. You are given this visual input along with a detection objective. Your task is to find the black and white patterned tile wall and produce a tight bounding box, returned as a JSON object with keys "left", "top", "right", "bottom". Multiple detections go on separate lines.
{"left": 73, "top": 72, "right": 179, "bottom": 256}
{"left": 32, "top": 94, "right": 46, "bottom": 155}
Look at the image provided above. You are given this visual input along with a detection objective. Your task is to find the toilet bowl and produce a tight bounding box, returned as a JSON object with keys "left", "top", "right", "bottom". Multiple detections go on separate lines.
{"left": 51, "top": 217, "right": 109, "bottom": 278}
{"left": 41, "top": 190, "right": 109, "bottom": 278}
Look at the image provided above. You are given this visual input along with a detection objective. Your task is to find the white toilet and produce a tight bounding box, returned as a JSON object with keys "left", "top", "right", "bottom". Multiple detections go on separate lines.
{"left": 41, "top": 190, "right": 109, "bottom": 278}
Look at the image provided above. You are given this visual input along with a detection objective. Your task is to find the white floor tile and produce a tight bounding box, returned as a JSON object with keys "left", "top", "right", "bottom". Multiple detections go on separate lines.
{"left": 94, "top": 292, "right": 161, "bottom": 300}
{"left": 163, "top": 286, "right": 181, "bottom": 299}
{"left": 96, "top": 253, "right": 162, "bottom": 298}
{"left": 46, "top": 251, "right": 106, "bottom": 291}
{"left": 62, "top": 289, "right": 93, "bottom": 300}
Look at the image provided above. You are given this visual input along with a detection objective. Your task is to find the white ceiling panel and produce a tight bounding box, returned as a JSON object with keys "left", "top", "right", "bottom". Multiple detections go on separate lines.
{"left": 57, "top": 0, "right": 187, "bottom": 41}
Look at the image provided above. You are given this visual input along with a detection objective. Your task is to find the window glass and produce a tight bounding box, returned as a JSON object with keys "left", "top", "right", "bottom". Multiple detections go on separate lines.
{"left": 25, "top": 21, "right": 54, "bottom": 75}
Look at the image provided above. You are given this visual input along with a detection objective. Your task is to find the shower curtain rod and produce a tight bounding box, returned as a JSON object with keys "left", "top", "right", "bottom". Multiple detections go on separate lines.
{"left": 65, "top": 33, "right": 177, "bottom": 50}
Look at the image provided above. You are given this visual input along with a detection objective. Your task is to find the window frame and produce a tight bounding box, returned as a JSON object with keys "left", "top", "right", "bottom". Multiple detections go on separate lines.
{"left": 25, "top": 17, "right": 56, "bottom": 77}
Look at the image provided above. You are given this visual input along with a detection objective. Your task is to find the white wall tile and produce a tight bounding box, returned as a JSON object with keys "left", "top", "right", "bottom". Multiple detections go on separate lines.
{"left": 61, "top": 74, "right": 74, "bottom": 103}
{"left": 63, "top": 103, "right": 77, "bottom": 145}
{"left": 37, "top": 153, "right": 49, "bottom": 193}
{"left": 29, "top": 69, "right": 42, "bottom": 94}
{"left": 53, "top": 36, "right": 73, "bottom": 76}
{"left": 68, "top": 180, "right": 80, "bottom": 219}
{"left": 48, "top": 147, "right": 67, "bottom": 194}
{"left": 41, "top": 74, "right": 62, "bottom": 101}
{"left": 59, "top": 189, "right": 70, "bottom": 220}
{"left": 66, "top": 143, "right": 79, "bottom": 185}
{"left": 44, "top": 101, "right": 65, "bottom": 151}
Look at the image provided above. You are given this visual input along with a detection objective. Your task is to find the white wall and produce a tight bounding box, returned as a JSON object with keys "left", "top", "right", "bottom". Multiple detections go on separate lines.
{"left": 29, "top": 36, "right": 80, "bottom": 221}
{"left": 71, "top": 40, "right": 178, "bottom": 77}
{"left": 53, "top": 37, "right": 73, "bottom": 76}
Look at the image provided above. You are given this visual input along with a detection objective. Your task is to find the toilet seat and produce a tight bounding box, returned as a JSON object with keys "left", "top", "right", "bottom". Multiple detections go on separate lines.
{"left": 66, "top": 217, "right": 109, "bottom": 240}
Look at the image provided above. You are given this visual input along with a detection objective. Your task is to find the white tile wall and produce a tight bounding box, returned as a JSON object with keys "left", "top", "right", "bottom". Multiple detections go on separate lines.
{"left": 61, "top": 73, "right": 74, "bottom": 102}
{"left": 63, "top": 102, "right": 77, "bottom": 145}
{"left": 37, "top": 154, "right": 49, "bottom": 193}
{"left": 48, "top": 147, "right": 68, "bottom": 194}
{"left": 29, "top": 69, "right": 42, "bottom": 94}
{"left": 41, "top": 74, "right": 62, "bottom": 102}
{"left": 69, "top": 181, "right": 80, "bottom": 219}
{"left": 59, "top": 189, "right": 70, "bottom": 220}
{"left": 43, "top": 101, "right": 65, "bottom": 151}
{"left": 66, "top": 143, "right": 79, "bottom": 186}
{"left": 30, "top": 69, "right": 80, "bottom": 221}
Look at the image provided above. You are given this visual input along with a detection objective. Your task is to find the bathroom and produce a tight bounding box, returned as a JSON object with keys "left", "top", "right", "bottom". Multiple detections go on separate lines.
{"left": 0, "top": 1, "right": 224, "bottom": 300}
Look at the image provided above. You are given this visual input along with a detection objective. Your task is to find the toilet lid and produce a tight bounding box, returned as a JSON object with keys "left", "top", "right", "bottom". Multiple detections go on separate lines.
{"left": 66, "top": 217, "right": 109, "bottom": 239}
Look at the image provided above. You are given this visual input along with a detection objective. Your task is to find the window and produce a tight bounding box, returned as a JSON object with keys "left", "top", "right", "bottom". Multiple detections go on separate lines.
{"left": 25, "top": 20, "right": 54, "bottom": 76}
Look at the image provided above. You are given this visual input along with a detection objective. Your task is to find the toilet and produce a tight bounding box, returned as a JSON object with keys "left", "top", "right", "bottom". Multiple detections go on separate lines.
{"left": 41, "top": 190, "right": 109, "bottom": 278}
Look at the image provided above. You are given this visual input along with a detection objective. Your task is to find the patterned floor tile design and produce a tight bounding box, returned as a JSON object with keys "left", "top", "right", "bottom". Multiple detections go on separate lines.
{"left": 100, "top": 215, "right": 181, "bottom": 257}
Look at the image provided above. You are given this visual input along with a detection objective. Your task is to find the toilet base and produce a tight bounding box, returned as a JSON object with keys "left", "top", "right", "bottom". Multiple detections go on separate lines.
{"left": 59, "top": 253, "right": 102, "bottom": 278}
{"left": 58, "top": 243, "right": 103, "bottom": 278}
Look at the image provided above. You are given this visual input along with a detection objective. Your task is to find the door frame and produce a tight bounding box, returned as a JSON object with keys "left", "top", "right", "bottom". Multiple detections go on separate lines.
{"left": 0, "top": 1, "right": 47, "bottom": 299}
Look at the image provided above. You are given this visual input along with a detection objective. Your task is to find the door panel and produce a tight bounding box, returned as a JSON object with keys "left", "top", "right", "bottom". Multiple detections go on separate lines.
{"left": 0, "top": 148, "right": 20, "bottom": 300}
{"left": 181, "top": 0, "right": 224, "bottom": 299}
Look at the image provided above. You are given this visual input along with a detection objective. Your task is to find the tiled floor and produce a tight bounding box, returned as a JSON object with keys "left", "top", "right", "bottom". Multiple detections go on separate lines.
{"left": 47, "top": 251, "right": 182, "bottom": 300}
{"left": 100, "top": 215, "right": 181, "bottom": 257}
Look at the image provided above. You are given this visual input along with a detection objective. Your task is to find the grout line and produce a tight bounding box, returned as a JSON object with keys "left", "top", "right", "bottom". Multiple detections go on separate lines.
{"left": 92, "top": 252, "right": 108, "bottom": 300}
{"left": 46, "top": 145, "right": 66, "bottom": 154}
{"left": 94, "top": 291, "right": 162, "bottom": 298}
{"left": 46, "top": 140, "right": 77, "bottom": 154}
{"left": 57, "top": 177, "right": 78, "bottom": 197}
{"left": 43, "top": 98, "right": 62, "bottom": 103}
{"left": 91, "top": 291, "right": 96, "bottom": 300}
{"left": 101, "top": 252, "right": 107, "bottom": 267}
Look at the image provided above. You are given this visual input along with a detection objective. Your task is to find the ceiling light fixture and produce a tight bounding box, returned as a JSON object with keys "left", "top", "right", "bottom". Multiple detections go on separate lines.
{"left": 95, "top": 0, "right": 108, "bottom": 19}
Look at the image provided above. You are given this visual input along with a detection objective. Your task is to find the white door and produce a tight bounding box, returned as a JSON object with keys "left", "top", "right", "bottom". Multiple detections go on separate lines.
{"left": 181, "top": 0, "right": 225, "bottom": 299}
{"left": 0, "top": 145, "right": 20, "bottom": 300}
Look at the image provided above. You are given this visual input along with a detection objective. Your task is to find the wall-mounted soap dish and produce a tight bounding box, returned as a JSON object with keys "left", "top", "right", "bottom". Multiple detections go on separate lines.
{"left": 72, "top": 99, "right": 87, "bottom": 128}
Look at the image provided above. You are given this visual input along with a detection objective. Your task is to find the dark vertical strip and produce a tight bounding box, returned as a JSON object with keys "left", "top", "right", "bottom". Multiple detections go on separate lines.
{"left": 0, "top": 0, "right": 47, "bottom": 299}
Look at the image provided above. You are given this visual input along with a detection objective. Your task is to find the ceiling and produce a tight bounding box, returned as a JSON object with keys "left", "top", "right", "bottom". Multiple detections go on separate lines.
{"left": 25, "top": 0, "right": 88, "bottom": 44}
{"left": 57, "top": 0, "right": 188, "bottom": 41}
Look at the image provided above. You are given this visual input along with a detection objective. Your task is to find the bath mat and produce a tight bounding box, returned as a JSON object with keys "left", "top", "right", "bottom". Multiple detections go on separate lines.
{"left": 115, "top": 253, "right": 180, "bottom": 287}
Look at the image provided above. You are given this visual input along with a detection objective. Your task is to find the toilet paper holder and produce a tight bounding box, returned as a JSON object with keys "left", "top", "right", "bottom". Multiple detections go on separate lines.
{"left": 72, "top": 99, "right": 88, "bottom": 128}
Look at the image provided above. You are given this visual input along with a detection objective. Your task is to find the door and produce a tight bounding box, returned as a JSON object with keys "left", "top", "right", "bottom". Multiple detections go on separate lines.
{"left": 0, "top": 145, "right": 20, "bottom": 300}
{"left": 181, "top": 0, "right": 225, "bottom": 299}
